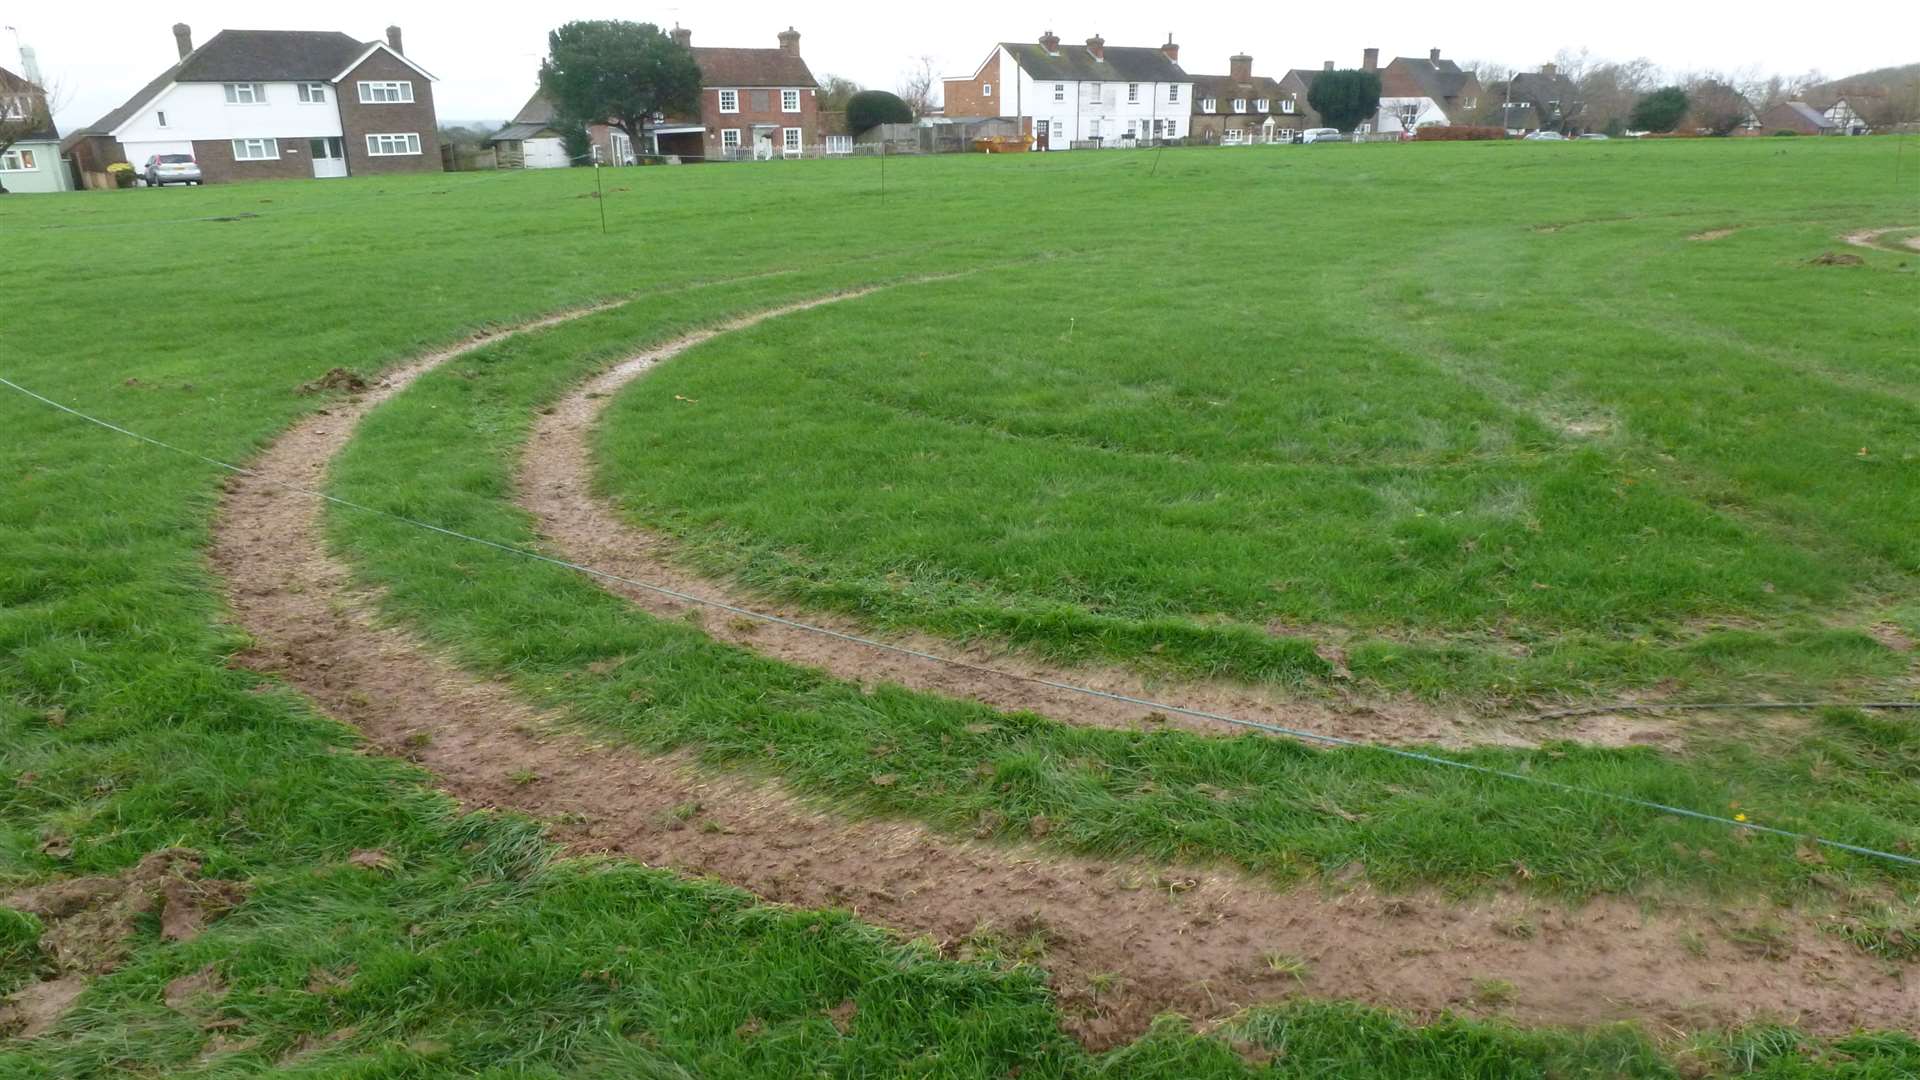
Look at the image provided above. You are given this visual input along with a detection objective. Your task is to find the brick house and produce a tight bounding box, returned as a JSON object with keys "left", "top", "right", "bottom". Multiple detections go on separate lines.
{"left": 1189, "top": 53, "right": 1302, "bottom": 144}
{"left": 494, "top": 26, "right": 822, "bottom": 164}
{"left": 1370, "top": 48, "right": 1484, "bottom": 133}
{"left": 1276, "top": 63, "right": 1332, "bottom": 131}
{"left": 1498, "top": 62, "right": 1583, "bottom": 134}
{"left": 65, "top": 24, "right": 440, "bottom": 187}
{"left": 943, "top": 31, "right": 1194, "bottom": 149}
{"left": 1757, "top": 101, "right": 1841, "bottom": 135}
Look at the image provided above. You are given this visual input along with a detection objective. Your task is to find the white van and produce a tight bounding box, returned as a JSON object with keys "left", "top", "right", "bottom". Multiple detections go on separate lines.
{"left": 1300, "top": 128, "right": 1342, "bottom": 144}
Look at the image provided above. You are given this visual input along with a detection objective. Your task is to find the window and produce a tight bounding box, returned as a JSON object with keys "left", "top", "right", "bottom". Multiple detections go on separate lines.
{"left": 231, "top": 137, "right": 279, "bottom": 160}
{"left": 297, "top": 82, "right": 327, "bottom": 103}
{"left": 1255, "top": 99, "right": 1269, "bottom": 112}
{"left": 1223, "top": 128, "right": 1246, "bottom": 145}
{"left": 364, "top": 132, "right": 421, "bottom": 156}
{"left": 783, "top": 127, "right": 802, "bottom": 154}
{"left": 1165, "top": 119, "right": 1178, "bottom": 137}
{"left": 357, "top": 80, "right": 414, "bottom": 104}
{"left": 223, "top": 82, "right": 266, "bottom": 104}
{"left": 1050, "top": 120, "right": 1063, "bottom": 137}
{"left": 982, "top": 82, "right": 992, "bottom": 98}
{"left": 1233, "top": 98, "right": 1248, "bottom": 113}
{"left": 309, "top": 137, "right": 344, "bottom": 159}
{"left": 1203, "top": 97, "right": 1217, "bottom": 113}
{"left": 1053, "top": 83, "right": 1065, "bottom": 102}
{"left": 610, "top": 131, "right": 634, "bottom": 164}
{"left": 156, "top": 110, "right": 168, "bottom": 127}
{"left": 1463, "top": 96, "right": 1477, "bottom": 110}
{"left": 1168, "top": 84, "right": 1180, "bottom": 103}
{"left": 781, "top": 89, "right": 800, "bottom": 112}
{"left": 1125, "top": 120, "right": 1137, "bottom": 138}
{"left": 1282, "top": 97, "right": 1296, "bottom": 114}
{"left": 0, "top": 148, "right": 37, "bottom": 171}
{"left": 721, "top": 128, "right": 741, "bottom": 154}
{"left": 825, "top": 134, "right": 852, "bottom": 155}
{"left": 1088, "top": 118, "right": 1101, "bottom": 138}
{"left": 1127, "top": 82, "right": 1140, "bottom": 103}
{"left": 718, "top": 89, "right": 739, "bottom": 113}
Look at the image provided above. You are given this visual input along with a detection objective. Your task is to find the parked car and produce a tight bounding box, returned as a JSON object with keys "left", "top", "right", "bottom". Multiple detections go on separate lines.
{"left": 1578, "top": 133, "right": 1610, "bottom": 140}
{"left": 144, "top": 154, "right": 202, "bottom": 186}
{"left": 1523, "top": 131, "right": 1567, "bottom": 141}
{"left": 1301, "top": 128, "right": 1342, "bottom": 144}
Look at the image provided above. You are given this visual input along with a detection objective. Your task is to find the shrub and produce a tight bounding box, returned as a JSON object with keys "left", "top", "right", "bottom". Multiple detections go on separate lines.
{"left": 1629, "top": 86, "right": 1690, "bottom": 133}
{"left": 107, "top": 161, "right": 137, "bottom": 189}
{"left": 847, "top": 90, "right": 912, "bottom": 134}
{"left": 1772, "top": 129, "right": 1799, "bottom": 136}
{"left": 1414, "top": 125, "right": 1506, "bottom": 141}
{"left": 1306, "top": 70, "right": 1383, "bottom": 134}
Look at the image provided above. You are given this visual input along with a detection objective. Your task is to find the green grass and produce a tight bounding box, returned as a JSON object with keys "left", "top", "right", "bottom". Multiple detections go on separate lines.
{"left": 3, "top": 142, "right": 1918, "bottom": 1075}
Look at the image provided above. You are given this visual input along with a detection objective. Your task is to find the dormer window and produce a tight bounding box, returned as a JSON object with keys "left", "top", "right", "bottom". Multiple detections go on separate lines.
{"left": 1255, "top": 98, "right": 1269, "bottom": 112}
{"left": 1232, "top": 98, "right": 1247, "bottom": 113}
{"left": 1282, "top": 96, "right": 1296, "bottom": 114}
{"left": 1203, "top": 97, "right": 1217, "bottom": 112}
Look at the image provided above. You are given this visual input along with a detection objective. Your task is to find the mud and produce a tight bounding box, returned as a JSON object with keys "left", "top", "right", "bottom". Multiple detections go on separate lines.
{"left": 1842, "top": 226, "right": 1920, "bottom": 254}
{"left": 206, "top": 300, "right": 1918, "bottom": 1048}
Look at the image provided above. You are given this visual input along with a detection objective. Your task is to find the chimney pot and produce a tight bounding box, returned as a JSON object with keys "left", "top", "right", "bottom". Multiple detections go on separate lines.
{"left": 1086, "top": 34, "right": 1105, "bottom": 61}
{"left": 1362, "top": 47, "right": 1379, "bottom": 72}
{"left": 777, "top": 26, "right": 800, "bottom": 57}
{"left": 172, "top": 22, "right": 193, "bottom": 59}
{"left": 671, "top": 25, "right": 691, "bottom": 48}
{"left": 1430, "top": 47, "right": 1440, "bottom": 63}
{"left": 386, "top": 25, "right": 403, "bottom": 55}
{"left": 1323, "top": 60, "right": 1334, "bottom": 71}
{"left": 1160, "top": 34, "right": 1178, "bottom": 62}
{"left": 1039, "top": 30, "right": 1060, "bottom": 55}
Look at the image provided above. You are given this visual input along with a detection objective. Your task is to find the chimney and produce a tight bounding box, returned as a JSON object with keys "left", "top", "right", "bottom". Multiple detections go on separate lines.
{"left": 386, "top": 25, "right": 404, "bottom": 55}
{"left": 671, "top": 25, "right": 691, "bottom": 48}
{"left": 172, "top": 23, "right": 193, "bottom": 59}
{"left": 1429, "top": 47, "right": 1441, "bottom": 64}
{"left": 777, "top": 26, "right": 800, "bottom": 57}
{"left": 1323, "top": 60, "right": 1334, "bottom": 71}
{"left": 1229, "top": 54, "right": 1253, "bottom": 81}
{"left": 1362, "top": 48, "right": 1379, "bottom": 72}
{"left": 1039, "top": 30, "right": 1060, "bottom": 55}
{"left": 1540, "top": 61, "right": 1556, "bottom": 77}
{"left": 1086, "top": 34, "right": 1106, "bottom": 61}
{"left": 1161, "top": 34, "right": 1178, "bottom": 63}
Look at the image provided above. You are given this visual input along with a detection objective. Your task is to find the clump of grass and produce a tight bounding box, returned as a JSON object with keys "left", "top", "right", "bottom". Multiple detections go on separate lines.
{"left": 1472, "top": 977, "right": 1518, "bottom": 1007}
{"left": 1263, "top": 951, "right": 1310, "bottom": 981}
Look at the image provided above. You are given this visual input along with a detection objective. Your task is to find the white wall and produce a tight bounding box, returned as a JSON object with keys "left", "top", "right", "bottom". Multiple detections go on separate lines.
{"left": 115, "top": 81, "right": 344, "bottom": 143}
{"left": 1374, "top": 96, "right": 1448, "bottom": 133}
{"left": 1014, "top": 59, "right": 1193, "bottom": 149}
{"left": 119, "top": 138, "right": 196, "bottom": 167}
{"left": 523, "top": 137, "right": 568, "bottom": 168}
{"left": 0, "top": 139, "right": 69, "bottom": 192}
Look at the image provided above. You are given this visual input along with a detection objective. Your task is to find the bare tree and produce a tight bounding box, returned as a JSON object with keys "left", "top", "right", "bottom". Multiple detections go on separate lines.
{"left": 1579, "top": 58, "right": 1660, "bottom": 133}
{"left": 1684, "top": 75, "right": 1753, "bottom": 135}
{"left": 896, "top": 55, "right": 937, "bottom": 119}
{"left": 0, "top": 77, "right": 58, "bottom": 195}
{"left": 817, "top": 74, "right": 862, "bottom": 113}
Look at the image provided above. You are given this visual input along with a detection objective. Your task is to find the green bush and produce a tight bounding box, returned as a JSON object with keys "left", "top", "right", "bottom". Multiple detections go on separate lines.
{"left": 847, "top": 90, "right": 912, "bottom": 134}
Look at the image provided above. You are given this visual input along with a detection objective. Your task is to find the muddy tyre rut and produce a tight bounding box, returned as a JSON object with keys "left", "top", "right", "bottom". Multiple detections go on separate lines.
{"left": 211, "top": 294, "right": 1916, "bottom": 1048}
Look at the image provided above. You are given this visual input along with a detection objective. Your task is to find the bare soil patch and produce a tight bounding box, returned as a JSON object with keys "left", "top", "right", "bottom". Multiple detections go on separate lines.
{"left": 0, "top": 848, "right": 246, "bottom": 1038}
{"left": 1688, "top": 228, "right": 1740, "bottom": 241}
{"left": 206, "top": 300, "right": 1918, "bottom": 1048}
{"left": 517, "top": 304, "right": 1665, "bottom": 751}
{"left": 1842, "top": 226, "right": 1920, "bottom": 254}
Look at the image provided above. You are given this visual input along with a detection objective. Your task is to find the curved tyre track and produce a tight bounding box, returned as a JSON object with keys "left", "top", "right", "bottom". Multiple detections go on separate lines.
{"left": 518, "top": 306, "right": 1681, "bottom": 751}
{"left": 214, "top": 297, "right": 1916, "bottom": 1049}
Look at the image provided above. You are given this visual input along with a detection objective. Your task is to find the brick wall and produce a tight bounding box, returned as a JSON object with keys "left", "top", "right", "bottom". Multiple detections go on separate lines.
{"left": 698, "top": 85, "right": 816, "bottom": 159}
{"left": 335, "top": 49, "right": 443, "bottom": 176}
{"left": 193, "top": 137, "right": 313, "bottom": 183}
{"left": 944, "top": 76, "right": 998, "bottom": 118}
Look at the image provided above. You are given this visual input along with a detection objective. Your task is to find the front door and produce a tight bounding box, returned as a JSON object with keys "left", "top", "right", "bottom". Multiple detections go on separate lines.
{"left": 1033, "top": 120, "right": 1048, "bottom": 151}
{"left": 753, "top": 129, "right": 774, "bottom": 160}
{"left": 310, "top": 137, "right": 347, "bottom": 178}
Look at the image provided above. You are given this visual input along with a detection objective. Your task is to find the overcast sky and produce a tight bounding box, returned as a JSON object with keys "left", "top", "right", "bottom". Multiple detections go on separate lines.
{"left": 14, "top": 1, "right": 1917, "bottom": 131}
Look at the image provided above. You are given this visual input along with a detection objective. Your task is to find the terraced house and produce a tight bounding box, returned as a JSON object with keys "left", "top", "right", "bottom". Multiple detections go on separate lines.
{"left": 944, "top": 32, "right": 1193, "bottom": 149}
{"left": 65, "top": 24, "right": 440, "bottom": 188}
{"left": 1189, "top": 53, "right": 1300, "bottom": 145}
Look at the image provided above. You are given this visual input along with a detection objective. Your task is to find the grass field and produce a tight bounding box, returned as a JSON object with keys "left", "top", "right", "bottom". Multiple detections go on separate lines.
{"left": 3, "top": 139, "right": 1919, "bottom": 1076}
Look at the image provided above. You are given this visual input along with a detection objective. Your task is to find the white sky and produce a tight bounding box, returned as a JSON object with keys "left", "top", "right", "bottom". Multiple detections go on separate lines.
{"left": 14, "top": 1, "right": 1918, "bottom": 131}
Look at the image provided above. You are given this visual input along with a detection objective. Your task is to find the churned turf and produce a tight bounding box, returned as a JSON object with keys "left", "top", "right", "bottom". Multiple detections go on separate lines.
{"left": 3, "top": 140, "right": 1917, "bottom": 1075}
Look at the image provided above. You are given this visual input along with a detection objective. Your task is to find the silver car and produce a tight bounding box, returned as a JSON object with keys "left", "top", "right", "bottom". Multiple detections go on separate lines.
{"left": 1300, "top": 127, "right": 1343, "bottom": 144}
{"left": 1522, "top": 131, "right": 1567, "bottom": 141}
{"left": 144, "top": 154, "right": 203, "bottom": 186}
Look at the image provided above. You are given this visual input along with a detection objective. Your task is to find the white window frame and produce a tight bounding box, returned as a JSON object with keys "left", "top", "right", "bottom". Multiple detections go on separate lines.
{"left": 1165, "top": 119, "right": 1178, "bottom": 138}
{"left": 223, "top": 82, "right": 266, "bottom": 105}
{"left": 718, "top": 89, "right": 739, "bottom": 113}
{"left": 1256, "top": 99, "right": 1269, "bottom": 112}
{"left": 357, "top": 80, "right": 414, "bottom": 104}
{"left": 720, "top": 128, "right": 741, "bottom": 155}
{"left": 1233, "top": 98, "right": 1248, "bottom": 113}
{"left": 782, "top": 126, "right": 802, "bottom": 155}
{"left": 1203, "top": 97, "right": 1217, "bottom": 113}
{"left": 231, "top": 137, "right": 279, "bottom": 161}
{"left": 364, "top": 132, "right": 422, "bottom": 156}
{"left": 1127, "top": 82, "right": 1140, "bottom": 104}
{"left": 1168, "top": 84, "right": 1180, "bottom": 103}
{"left": 824, "top": 134, "right": 852, "bottom": 155}
{"left": 1050, "top": 120, "right": 1063, "bottom": 137}
{"left": 781, "top": 88, "right": 800, "bottom": 112}
{"left": 297, "top": 82, "right": 328, "bottom": 104}
{"left": 1223, "top": 128, "right": 1246, "bottom": 145}
{"left": 982, "top": 82, "right": 992, "bottom": 98}
{"left": 0, "top": 148, "right": 38, "bottom": 171}
{"left": 1282, "top": 97, "right": 1296, "bottom": 114}
{"left": 1053, "top": 83, "right": 1065, "bottom": 102}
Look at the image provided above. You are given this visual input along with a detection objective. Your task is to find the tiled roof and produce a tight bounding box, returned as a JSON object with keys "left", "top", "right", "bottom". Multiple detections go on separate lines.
{"left": 172, "top": 30, "right": 367, "bottom": 82}
{"left": 1003, "top": 42, "right": 1188, "bottom": 83}
{"left": 0, "top": 66, "right": 60, "bottom": 140}
{"left": 1191, "top": 74, "right": 1286, "bottom": 113}
{"left": 1382, "top": 57, "right": 1475, "bottom": 101}
{"left": 691, "top": 46, "right": 815, "bottom": 88}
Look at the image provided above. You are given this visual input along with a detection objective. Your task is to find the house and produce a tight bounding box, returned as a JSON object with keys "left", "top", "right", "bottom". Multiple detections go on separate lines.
{"left": 493, "top": 26, "right": 821, "bottom": 164}
{"left": 1276, "top": 62, "right": 1333, "bottom": 130}
{"left": 943, "top": 31, "right": 1193, "bottom": 149}
{"left": 1501, "top": 62, "right": 1581, "bottom": 134}
{"left": 1757, "top": 101, "right": 1840, "bottom": 135}
{"left": 64, "top": 24, "right": 440, "bottom": 188}
{"left": 1190, "top": 53, "right": 1302, "bottom": 144}
{"left": 1371, "top": 48, "right": 1484, "bottom": 133}
{"left": 1, "top": 65, "right": 68, "bottom": 193}
{"left": 1804, "top": 91, "right": 1872, "bottom": 135}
